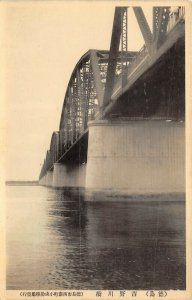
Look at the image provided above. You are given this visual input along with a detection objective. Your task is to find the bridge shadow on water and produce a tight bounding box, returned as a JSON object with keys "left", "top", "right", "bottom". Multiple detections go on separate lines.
{"left": 46, "top": 188, "right": 185, "bottom": 290}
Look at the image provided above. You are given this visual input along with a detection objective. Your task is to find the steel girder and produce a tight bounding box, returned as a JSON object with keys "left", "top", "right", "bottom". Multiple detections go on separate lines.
{"left": 40, "top": 150, "right": 51, "bottom": 178}
{"left": 57, "top": 49, "right": 135, "bottom": 162}
{"left": 103, "top": 8, "right": 123, "bottom": 108}
{"left": 121, "top": 8, "right": 128, "bottom": 87}
{"left": 103, "top": 7, "right": 128, "bottom": 108}
{"left": 39, "top": 6, "right": 185, "bottom": 179}
{"left": 134, "top": 7, "right": 170, "bottom": 53}
{"left": 153, "top": 7, "right": 170, "bottom": 49}
{"left": 59, "top": 51, "right": 100, "bottom": 159}
{"left": 50, "top": 132, "right": 59, "bottom": 166}
{"left": 39, "top": 49, "right": 135, "bottom": 177}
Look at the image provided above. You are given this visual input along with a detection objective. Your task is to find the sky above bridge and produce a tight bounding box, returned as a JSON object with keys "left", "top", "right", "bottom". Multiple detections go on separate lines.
{"left": 2, "top": 1, "right": 153, "bottom": 180}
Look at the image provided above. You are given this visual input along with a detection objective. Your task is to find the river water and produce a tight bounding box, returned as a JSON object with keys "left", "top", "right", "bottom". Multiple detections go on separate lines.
{"left": 6, "top": 186, "right": 185, "bottom": 290}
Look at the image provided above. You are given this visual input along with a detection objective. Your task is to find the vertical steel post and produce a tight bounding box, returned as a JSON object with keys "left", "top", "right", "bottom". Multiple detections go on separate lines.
{"left": 103, "top": 7, "right": 123, "bottom": 108}
{"left": 121, "top": 7, "right": 128, "bottom": 88}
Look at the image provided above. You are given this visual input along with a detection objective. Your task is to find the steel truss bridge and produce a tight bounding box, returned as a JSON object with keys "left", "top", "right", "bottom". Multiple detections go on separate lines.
{"left": 39, "top": 6, "right": 185, "bottom": 180}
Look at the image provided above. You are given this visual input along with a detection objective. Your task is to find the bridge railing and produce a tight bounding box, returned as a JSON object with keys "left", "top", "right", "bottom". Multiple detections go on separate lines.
{"left": 113, "top": 6, "right": 185, "bottom": 94}
{"left": 113, "top": 44, "right": 148, "bottom": 89}
{"left": 127, "top": 44, "right": 148, "bottom": 77}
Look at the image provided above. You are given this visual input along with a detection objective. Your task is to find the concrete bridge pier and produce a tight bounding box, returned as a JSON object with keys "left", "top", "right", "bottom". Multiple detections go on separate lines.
{"left": 85, "top": 119, "right": 185, "bottom": 195}
{"left": 52, "top": 162, "right": 86, "bottom": 188}
{"left": 52, "top": 163, "right": 65, "bottom": 187}
{"left": 39, "top": 175, "right": 46, "bottom": 186}
{"left": 45, "top": 170, "right": 53, "bottom": 187}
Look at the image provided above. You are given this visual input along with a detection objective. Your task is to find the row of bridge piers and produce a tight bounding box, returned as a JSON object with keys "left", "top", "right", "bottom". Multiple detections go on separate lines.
{"left": 39, "top": 119, "right": 185, "bottom": 195}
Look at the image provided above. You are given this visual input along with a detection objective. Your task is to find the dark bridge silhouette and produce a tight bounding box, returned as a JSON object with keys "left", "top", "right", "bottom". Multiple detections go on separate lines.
{"left": 39, "top": 6, "right": 185, "bottom": 194}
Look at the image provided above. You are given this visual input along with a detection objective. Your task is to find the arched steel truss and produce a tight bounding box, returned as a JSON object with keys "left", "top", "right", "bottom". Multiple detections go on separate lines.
{"left": 39, "top": 6, "right": 185, "bottom": 180}
{"left": 58, "top": 49, "right": 137, "bottom": 153}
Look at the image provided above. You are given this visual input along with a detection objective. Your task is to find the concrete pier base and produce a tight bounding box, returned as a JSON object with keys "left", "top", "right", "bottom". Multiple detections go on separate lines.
{"left": 52, "top": 163, "right": 86, "bottom": 188}
{"left": 39, "top": 175, "right": 46, "bottom": 186}
{"left": 52, "top": 163, "right": 65, "bottom": 187}
{"left": 85, "top": 120, "right": 185, "bottom": 195}
{"left": 45, "top": 170, "right": 53, "bottom": 187}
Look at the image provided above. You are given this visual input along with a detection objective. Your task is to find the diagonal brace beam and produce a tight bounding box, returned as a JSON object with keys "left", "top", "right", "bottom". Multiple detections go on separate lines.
{"left": 133, "top": 7, "right": 153, "bottom": 55}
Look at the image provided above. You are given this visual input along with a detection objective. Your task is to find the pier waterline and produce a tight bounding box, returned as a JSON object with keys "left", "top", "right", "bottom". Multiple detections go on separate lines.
{"left": 39, "top": 119, "right": 185, "bottom": 196}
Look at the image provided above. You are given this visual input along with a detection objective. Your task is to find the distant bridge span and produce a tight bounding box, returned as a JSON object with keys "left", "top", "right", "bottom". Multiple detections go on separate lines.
{"left": 39, "top": 6, "right": 185, "bottom": 195}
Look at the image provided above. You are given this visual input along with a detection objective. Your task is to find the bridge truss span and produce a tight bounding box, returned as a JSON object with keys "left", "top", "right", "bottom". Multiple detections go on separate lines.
{"left": 39, "top": 6, "right": 185, "bottom": 181}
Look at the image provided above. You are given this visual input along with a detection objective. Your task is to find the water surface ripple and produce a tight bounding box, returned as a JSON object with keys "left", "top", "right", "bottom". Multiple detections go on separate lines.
{"left": 6, "top": 186, "right": 185, "bottom": 290}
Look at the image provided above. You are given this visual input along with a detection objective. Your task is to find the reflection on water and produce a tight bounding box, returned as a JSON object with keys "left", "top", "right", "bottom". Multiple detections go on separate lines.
{"left": 6, "top": 186, "right": 185, "bottom": 290}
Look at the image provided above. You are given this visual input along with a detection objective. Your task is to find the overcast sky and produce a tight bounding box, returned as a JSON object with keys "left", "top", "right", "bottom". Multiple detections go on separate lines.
{"left": 2, "top": 1, "right": 152, "bottom": 180}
